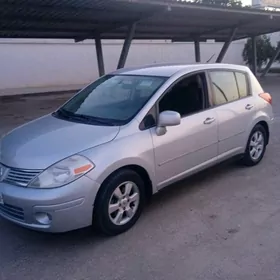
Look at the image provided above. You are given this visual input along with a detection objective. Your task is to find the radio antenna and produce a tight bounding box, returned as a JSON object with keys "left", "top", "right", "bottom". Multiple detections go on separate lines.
{"left": 206, "top": 53, "right": 215, "bottom": 63}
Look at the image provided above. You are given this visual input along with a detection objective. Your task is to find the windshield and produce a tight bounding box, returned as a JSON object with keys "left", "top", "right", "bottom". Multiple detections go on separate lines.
{"left": 57, "top": 74, "right": 167, "bottom": 125}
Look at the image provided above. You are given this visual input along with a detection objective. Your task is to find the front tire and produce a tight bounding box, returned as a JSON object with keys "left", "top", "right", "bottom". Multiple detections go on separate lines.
{"left": 241, "top": 124, "right": 267, "bottom": 166}
{"left": 94, "top": 169, "right": 145, "bottom": 236}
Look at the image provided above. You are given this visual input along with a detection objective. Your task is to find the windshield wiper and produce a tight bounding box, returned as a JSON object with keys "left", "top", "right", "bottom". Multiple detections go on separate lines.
{"left": 54, "top": 108, "right": 121, "bottom": 126}
{"left": 54, "top": 109, "right": 91, "bottom": 123}
{"left": 55, "top": 109, "right": 117, "bottom": 125}
{"left": 54, "top": 108, "right": 74, "bottom": 119}
{"left": 74, "top": 114, "right": 119, "bottom": 126}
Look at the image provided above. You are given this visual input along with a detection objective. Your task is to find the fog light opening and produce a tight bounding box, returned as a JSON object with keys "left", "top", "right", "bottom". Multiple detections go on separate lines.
{"left": 35, "top": 212, "right": 52, "bottom": 225}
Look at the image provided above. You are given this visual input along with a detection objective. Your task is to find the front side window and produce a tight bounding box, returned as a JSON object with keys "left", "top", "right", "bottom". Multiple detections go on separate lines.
{"left": 209, "top": 71, "right": 239, "bottom": 106}
{"left": 57, "top": 74, "right": 167, "bottom": 125}
{"left": 159, "top": 73, "right": 207, "bottom": 117}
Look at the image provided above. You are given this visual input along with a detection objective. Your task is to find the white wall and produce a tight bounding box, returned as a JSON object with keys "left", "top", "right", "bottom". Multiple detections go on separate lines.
{"left": 0, "top": 39, "right": 245, "bottom": 96}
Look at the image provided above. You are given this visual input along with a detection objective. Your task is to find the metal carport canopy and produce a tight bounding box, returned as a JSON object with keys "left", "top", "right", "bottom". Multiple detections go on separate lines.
{"left": 1, "top": 0, "right": 280, "bottom": 42}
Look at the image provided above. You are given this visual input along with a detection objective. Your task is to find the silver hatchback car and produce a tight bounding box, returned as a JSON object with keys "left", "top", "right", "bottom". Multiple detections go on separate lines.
{"left": 0, "top": 64, "right": 273, "bottom": 235}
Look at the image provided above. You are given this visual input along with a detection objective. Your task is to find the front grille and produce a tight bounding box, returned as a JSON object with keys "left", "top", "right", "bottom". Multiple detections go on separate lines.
{"left": 3, "top": 167, "right": 42, "bottom": 187}
{"left": 0, "top": 203, "right": 24, "bottom": 221}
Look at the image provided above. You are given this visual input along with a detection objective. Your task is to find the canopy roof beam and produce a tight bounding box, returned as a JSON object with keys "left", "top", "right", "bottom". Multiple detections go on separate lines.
{"left": 2, "top": 1, "right": 280, "bottom": 43}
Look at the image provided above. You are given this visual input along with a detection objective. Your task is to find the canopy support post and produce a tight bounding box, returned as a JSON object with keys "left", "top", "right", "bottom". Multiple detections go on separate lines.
{"left": 194, "top": 39, "right": 201, "bottom": 62}
{"left": 117, "top": 23, "right": 136, "bottom": 69}
{"left": 251, "top": 36, "right": 257, "bottom": 75}
{"left": 261, "top": 43, "right": 280, "bottom": 77}
{"left": 216, "top": 28, "right": 237, "bottom": 63}
{"left": 95, "top": 36, "right": 105, "bottom": 77}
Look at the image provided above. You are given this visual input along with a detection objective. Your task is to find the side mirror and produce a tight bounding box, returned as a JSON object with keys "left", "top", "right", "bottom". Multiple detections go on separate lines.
{"left": 156, "top": 110, "right": 181, "bottom": 136}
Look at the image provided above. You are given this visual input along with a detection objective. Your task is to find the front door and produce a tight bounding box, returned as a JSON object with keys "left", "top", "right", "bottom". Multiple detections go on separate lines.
{"left": 150, "top": 72, "right": 219, "bottom": 189}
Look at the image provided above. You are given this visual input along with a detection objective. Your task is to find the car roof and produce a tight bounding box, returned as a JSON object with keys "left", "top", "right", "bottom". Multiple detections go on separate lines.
{"left": 111, "top": 63, "right": 249, "bottom": 78}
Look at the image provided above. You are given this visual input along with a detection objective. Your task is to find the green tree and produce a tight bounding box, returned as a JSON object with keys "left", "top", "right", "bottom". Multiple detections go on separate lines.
{"left": 242, "top": 35, "right": 275, "bottom": 71}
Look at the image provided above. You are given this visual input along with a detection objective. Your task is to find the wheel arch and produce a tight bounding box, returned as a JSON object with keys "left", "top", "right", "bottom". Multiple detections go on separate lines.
{"left": 247, "top": 113, "right": 271, "bottom": 147}
{"left": 94, "top": 164, "right": 154, "bottom": 207}
{"left": 257, "top": 120, "right": 269, "bottom": 145}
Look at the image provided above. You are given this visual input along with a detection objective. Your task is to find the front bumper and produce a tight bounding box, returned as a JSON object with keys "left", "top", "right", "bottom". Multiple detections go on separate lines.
{"left": 0, "top": 176, "right": 100, "bottom": 232}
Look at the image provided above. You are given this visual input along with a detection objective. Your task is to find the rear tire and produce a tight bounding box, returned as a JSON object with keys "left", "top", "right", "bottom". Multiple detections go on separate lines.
{"left": 241, "top": 124, "right": 267, "bottom": 166}
{"left": 94, "top": 169, "right": 145, "bottom": 236}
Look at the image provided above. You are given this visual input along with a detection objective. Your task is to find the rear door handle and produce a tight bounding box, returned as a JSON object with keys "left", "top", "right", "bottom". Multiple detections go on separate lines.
{"left": 245, "top": 104, "right": 254, "bottom": 110}
{"left": 204, "top": 117, "right": 215, "bottom": 124}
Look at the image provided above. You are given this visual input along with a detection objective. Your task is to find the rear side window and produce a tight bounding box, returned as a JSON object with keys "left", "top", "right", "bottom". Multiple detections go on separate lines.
{"left": 209, "top": 71, "right": 239, "bottom": 106}
{"left": 235, "top": 72, "right": 249, "bottom": 98}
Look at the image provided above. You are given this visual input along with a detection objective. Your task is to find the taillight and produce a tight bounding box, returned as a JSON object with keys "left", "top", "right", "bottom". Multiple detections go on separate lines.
{"left": 259, "top": 92, "right": 272, "bottom": 105}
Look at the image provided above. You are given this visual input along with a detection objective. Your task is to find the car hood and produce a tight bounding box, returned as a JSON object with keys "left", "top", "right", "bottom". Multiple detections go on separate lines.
{"left": 1, "top": 114, "right": 120, "bottom": 169}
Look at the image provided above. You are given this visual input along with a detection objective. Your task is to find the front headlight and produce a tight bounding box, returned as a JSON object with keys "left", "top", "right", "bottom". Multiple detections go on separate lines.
{"left": 28, "top": 155, "right": 94, "bottom": 189}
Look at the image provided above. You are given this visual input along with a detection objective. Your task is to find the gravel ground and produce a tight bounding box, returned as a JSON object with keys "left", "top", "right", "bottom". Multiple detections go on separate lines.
{"left": 1, "top": 77, "right": 280, "bottom": 280}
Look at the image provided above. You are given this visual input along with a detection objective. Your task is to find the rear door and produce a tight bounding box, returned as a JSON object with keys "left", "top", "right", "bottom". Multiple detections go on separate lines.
{"left": 207, "top": 69, "right": 255, "bottom": 156}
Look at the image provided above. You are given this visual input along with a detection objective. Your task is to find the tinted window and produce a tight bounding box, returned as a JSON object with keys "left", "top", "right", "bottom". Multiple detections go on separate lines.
{"left": 235, "top": 72, "right": 249, "bottom": 98}
{"left": 159, "top": 73, "right": 206, "bottom": 117}
{"left": 209, "top": 71, "right": 239, "bottom": 105}
{"left": 59, "top": 74, "right": 166, "bottom": 125}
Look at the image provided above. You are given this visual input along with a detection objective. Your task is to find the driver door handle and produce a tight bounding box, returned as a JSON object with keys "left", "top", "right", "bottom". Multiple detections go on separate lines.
{"left": 245, "top": 104, "right": 254, "bottom": 110}
{"left": 204, "top": 117, "right": 215, "bottom": 125}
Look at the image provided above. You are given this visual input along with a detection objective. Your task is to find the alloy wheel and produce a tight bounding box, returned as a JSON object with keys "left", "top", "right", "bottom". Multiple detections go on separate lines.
{"left": 249, "top": 131, "right": 264, "bottom": 161}
{"left": 108, "top": 181, "right": 140, "bottom": 226}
